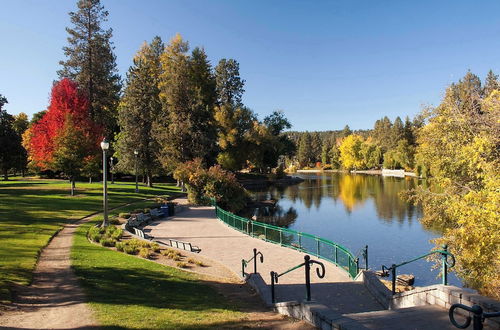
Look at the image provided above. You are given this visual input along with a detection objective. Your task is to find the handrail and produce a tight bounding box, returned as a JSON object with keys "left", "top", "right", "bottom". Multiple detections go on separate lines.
{"left": 354, "top": 245, "right": 369, "bottom": 271}
{"left": 213, "top": 203, "right": 365, "bottom": 279}
{"left": 449, "top": 304, "right": 500, "bottom": 330}
{"left": 381, "top": 245, "right": 455, "bottom": 294}
{"left": 241, "top": 248, "right": 264, "bottom": 277}
{"left": 270, "top": 255, "right": 325, "bottom": 303}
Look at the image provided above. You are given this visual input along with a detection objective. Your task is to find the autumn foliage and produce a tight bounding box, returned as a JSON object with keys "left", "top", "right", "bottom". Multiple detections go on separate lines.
{"left": 26, "top": 78, "right": 102, "bottom": 171}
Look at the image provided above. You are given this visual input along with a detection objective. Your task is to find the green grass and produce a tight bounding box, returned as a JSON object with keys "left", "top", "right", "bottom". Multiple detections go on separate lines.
{"left": 72, "top": 217, "right": 244, "bottom": 329}
{"left": 0, "top": 177, "right": 181, "bottom": 300}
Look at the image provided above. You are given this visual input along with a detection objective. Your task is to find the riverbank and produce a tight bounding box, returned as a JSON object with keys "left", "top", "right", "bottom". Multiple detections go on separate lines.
{"left": 236, "top": 173, "right": 304, "bottom": 189}
{"left": 295, "top": 169, "right": 419, "bottom": 178}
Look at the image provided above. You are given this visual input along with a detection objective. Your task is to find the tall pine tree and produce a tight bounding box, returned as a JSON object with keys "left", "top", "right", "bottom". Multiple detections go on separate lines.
{"left": 58, "top": 0, "right": 121, "bottom": 136}
{"left": 116, "top": 37, "right": 164, "bottom": 186}
{"left": 156, "top": 34, "right": 218, "bottom": 169}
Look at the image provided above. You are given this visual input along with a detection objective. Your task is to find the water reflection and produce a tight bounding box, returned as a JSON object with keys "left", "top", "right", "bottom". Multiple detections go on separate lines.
{"left": 242, "top": 173, "right": 460, "bottom": 287}
{"left": 246, "top": 173, "right": 427, "bottom": 228}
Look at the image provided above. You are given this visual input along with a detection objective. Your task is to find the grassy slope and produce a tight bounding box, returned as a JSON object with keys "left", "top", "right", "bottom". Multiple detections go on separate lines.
{"left": 0, "top": 178, "right": 180, "bottom": 299}
{"left": 72, "top": 216, "right": 244, "bottom": 329}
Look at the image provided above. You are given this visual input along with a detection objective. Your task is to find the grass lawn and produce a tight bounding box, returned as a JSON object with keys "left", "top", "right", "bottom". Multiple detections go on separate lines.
{"left": 0, "top": 177, "right": 181, "bottom": 301}
{"left": 72, "top": 214, "right": 246, "bottom": 329}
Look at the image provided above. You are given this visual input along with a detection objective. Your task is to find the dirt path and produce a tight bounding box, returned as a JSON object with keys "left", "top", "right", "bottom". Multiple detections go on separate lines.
{"left": 0, "top": 217, "right": 98, "bottom": 329}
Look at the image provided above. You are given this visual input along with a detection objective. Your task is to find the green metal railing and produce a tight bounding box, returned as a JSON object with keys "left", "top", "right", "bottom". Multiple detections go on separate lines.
{"left": 214, "top": 204, "right": 363, "bottom": 279}
{"left": 271, "top": 255, "right": 326, "bottom": 303}
{"left": 381, "top": 245, "right": 456, "bottom": 294}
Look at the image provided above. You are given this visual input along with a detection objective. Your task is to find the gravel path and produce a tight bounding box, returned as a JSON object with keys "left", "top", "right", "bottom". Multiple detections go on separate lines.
{"left": 0, "top": 217, "right": 98, "bottom": 329}
{"left": 147, "top": 201, "right": 385, "bottom": 315}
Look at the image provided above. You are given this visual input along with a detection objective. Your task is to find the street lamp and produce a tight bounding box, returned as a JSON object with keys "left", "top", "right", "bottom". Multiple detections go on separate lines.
{"left": 100, "top": 138, "right": 110, "bottom": 227}
{"left": 134, "top": 150, "right": 139, "bottom": 193}
{"left": 110, "top": 157, "right": 114, "bottom": 184}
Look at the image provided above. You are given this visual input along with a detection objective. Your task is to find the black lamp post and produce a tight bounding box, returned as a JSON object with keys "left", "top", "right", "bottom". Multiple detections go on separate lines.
{"left": 110, "top": 157, "right": 114, "bottom": 184}
{"left": 100, "top": 138, "right": 110, "bottom": 227}
{"left": 134, "top": 150, "right": 139, "bottom": 193}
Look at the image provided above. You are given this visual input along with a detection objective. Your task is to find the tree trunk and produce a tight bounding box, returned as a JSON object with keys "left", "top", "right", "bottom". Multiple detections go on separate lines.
{"left": 3, "top": 168, "right": 8, "bottom": 181}
{"left": 70, "top": 179, "right": 75, "bottom": 196}
{"left": 147, "top": 174, "right": 153, "bottom": 187}
{"left": 89, "top": 177, "right": 92, "bottom": 184}
{"left": 176, "top": 179, "right": 180, "bottom": 187}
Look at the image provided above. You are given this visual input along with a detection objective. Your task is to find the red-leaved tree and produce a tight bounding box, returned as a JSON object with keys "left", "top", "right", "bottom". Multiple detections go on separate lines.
{"left": 27, "top": 78, "right": 103, "bottom": 194}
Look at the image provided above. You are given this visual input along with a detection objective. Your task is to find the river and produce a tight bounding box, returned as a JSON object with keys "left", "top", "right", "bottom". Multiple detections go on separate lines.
{"left": 242, "top": 172, "right": 462, "bottom": 287}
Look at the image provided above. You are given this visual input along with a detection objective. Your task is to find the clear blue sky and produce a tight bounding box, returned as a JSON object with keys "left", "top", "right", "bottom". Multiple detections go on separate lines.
{"left": 1, "top": 0, "right": 499, "bottom": 131}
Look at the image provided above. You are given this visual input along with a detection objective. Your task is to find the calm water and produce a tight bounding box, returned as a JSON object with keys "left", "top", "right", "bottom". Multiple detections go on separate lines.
{"left": 243, "top": 173, "right": 461, "bottom": 287}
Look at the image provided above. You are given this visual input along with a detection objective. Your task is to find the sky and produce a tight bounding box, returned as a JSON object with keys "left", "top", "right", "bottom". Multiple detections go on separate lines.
{"left": 1, "top": 0, "right": 500, "bottom": 131}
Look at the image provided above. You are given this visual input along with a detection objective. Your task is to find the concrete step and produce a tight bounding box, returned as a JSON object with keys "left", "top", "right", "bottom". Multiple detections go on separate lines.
{"left": 341, "top": 305, "right": 465, "bottom": 330}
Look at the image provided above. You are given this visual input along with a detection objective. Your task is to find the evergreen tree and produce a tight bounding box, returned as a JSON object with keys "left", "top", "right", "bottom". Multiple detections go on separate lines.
{"left": 116, "top": 37, "right": 164, "bottom": 186}
{"left": 215, "top": 58, "right": 245, "bottom": 107}
{"left": 297, "top": 132, "right": 313, "bottom": 167}
{"left": 483, "top": 70, "right": 499, "bottom": 96}
{"left": 340, "top": 125, "right": 352, "bottom": 138}
{"left": 311, "top": 132, "right": 322, "bottom": 163}
{"left": 58, "top": 0, "right": 121, "bottom": 136}
{"left": 157, "top": 34, "right": 217, "bottom": 169}
{"left": 0, "top": 95, "right": 23, "bottom": 180}
{"left": 392, "top": 116, "right": 404, "bottom": 143}
{"left": 12, "top": 113, "right": 29, "bottom": 176}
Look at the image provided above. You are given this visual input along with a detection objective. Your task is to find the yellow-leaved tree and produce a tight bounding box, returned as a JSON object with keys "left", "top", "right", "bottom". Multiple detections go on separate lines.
{"left": 408, "top": 73, "right": 500, "bottom": 299}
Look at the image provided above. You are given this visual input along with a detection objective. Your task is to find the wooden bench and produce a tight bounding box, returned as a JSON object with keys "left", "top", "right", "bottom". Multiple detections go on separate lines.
{"left": 150, "top": 208, "right": 162, "bottom": 219}
{"left": 157, "top": 238, "right": 201, "bottom": 253}
{"left": 133, "top": 228, "right": 153, "bottom": 240}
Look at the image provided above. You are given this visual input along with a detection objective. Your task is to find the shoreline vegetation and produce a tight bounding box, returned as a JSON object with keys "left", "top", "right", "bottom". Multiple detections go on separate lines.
{"left": 294, "top": 168, "right": 419, "bottom": 178}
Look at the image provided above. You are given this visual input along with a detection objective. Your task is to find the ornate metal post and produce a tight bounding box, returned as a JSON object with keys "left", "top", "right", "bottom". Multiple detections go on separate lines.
{"left": 270, "top": 271, "right": 276, "bottom": 303}
{"left": 391, "top": 264, "right": 397, "bottom": 295}
{"left": 442, "top": 244, "right": 448, "bottom": 285}
{"left": 304, "top": 255, "right": 311, "bottom": 301}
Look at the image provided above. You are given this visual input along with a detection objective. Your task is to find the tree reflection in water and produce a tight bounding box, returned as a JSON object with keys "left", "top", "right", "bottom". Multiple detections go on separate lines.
{"left": 244, "top": 173, "right": 431, "bottom": 229}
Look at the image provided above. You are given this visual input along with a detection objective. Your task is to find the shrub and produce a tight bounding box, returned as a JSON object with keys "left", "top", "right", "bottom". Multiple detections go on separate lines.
{"left": 118, "top": 212, "right": 131, "bottom": 219}
{"left": 110, "top": 228, "right": 123, "bottom": 240}
{"left": 123, "top": 245, "right": 137, "bottom": 255}
{"left": 150, "top": 242, "right": 160, "bottom": 253}
{"left": 144, "top": 208, "right": 151, "bottom": 214}
{"left": 176, "top": 261, "right": 188, "bottom": 268}
{"left": 187, "top": 257, "right": 196, "bottom": 264}
{"left": 172, "top": 255, "right": 182, "bottom": 261}
{"left": 108, "top": 217, "right": 121, "bottom": 225}
{"left": 160, "top": 249, "right": 171, "bottom": 257}
{"left": 115, "top": 242, "right": 125, "bottom": 252}
{"left": 100, "top": 238, "right": 116, "bottom": 247}
{"left": 139, "top": 248, "right": 151, "bottom": 259}
{"left": 195, "top": 260, "right": 205, "bottom": 267}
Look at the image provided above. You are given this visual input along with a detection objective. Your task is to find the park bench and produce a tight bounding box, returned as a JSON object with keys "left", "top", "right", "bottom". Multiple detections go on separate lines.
{"left": 157, "top": 238, "right": 201, "bottom": 253}
{"left": 136, "top": 212, "right": 151, "bottom": 224}
{"left": 133, "top": 227, "right": 153, "bottom": 240}
{"left": 150, "top": 208, "right": 162, "bottom": 219}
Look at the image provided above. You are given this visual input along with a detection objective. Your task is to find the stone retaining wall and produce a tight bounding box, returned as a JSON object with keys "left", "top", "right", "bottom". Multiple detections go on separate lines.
{"left": 357, "top": 270, "right": 500, "bottom": 328}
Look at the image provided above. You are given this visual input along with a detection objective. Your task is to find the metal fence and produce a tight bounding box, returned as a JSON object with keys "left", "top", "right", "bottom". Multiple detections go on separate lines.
{"left": 214, "top": 205, "right": 360, "bottom": 279}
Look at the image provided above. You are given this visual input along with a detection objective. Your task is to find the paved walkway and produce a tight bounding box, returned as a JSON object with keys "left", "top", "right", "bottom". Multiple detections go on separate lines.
{"left": 147, "top": 201, "right": 385, "bottom": 315}
{"left": 0, "top": 216, "right": 98, "bottom": 329}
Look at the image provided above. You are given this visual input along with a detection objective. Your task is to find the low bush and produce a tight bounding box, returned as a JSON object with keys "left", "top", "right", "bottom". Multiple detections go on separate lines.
{"left": 150, "top": 242, "right": 160, "bottom": 253}
{"left": 100, "top": 238, "right": 116, "bottom": 247}
{"left": 172, "top": 255, "right": 182, "bottom": 261}
{"left": 115, "top": 241, "right": 125, "bottom": 252}
{"left": 118, "top": 212, "right": 131, "bottom": 219}
{"left": 109, "top": 217, "right": 121, "bottom": 225}
{"left": 139, "top": 248, "right": 151, "bottom": 259}
{"left": 123, "top": 245, "right": 137, "bottom": 255}
{"left": 144, "top": 208, "right": 151, "bottom": 214}
{"left": 176, "top": 261, "right": 188, "bottom": 268}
